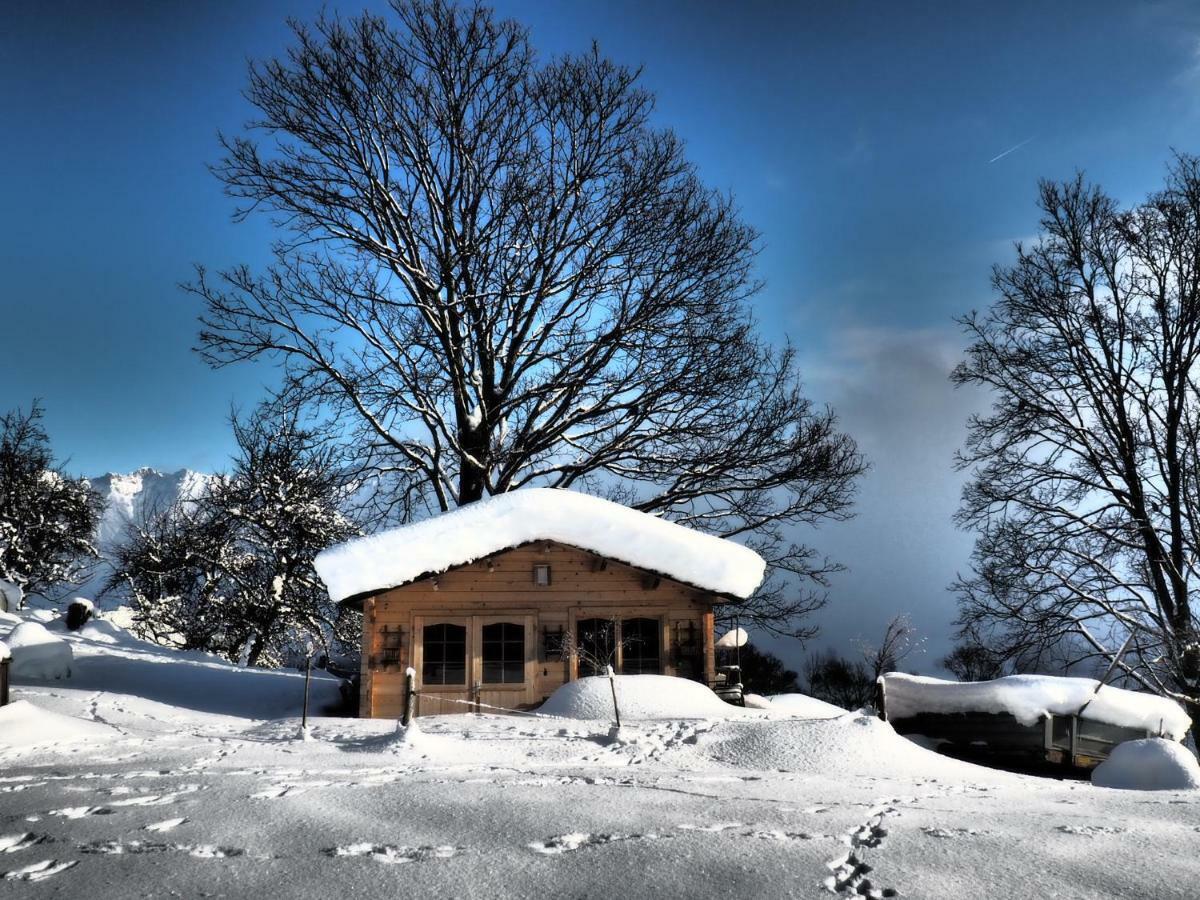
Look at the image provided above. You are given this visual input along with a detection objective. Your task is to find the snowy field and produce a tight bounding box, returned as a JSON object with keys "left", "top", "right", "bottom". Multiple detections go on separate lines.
{"left": 2, "top": 616, "right": 1198, "bottom": 898}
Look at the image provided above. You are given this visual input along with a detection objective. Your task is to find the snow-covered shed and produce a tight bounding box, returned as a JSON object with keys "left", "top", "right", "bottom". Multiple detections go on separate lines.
{"left": 315, "top": 489, "right": 766, "bottom": 718}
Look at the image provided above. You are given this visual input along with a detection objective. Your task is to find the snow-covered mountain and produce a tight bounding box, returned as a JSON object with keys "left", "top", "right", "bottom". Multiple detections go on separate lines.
{"left": 89, "top": 468, "right": 211, "bottom": 554}
{"left": 69, "top": 468, "right": 212, "bottom": 606}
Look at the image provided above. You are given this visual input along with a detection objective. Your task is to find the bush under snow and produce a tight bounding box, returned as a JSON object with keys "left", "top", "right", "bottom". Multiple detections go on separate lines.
{"left": 1091, "top": 739, "right": 1200, "bottom": 791}
{"left": 539, "top": 674, "right": 741, "bottom": 720}
{"left": 5, "top": 620, "right": 72, "bottom": 679}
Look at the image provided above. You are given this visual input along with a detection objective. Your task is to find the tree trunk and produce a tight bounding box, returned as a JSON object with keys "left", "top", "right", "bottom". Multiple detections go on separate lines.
{"left": 457, "top": 426, "right": 488, "bottom": 505}
{"left": 1185, "top": 701, "right": 1200, "bottom": 756}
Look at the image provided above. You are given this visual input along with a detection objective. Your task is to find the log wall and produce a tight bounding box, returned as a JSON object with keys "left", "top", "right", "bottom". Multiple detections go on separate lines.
{"left": 357, "top": 541, "right": 720, "bottom": 718}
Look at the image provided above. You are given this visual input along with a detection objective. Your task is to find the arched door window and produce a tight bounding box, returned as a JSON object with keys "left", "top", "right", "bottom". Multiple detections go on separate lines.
{"left": 482, "top": 622, "right": 525, "bottom": 684}
{"left": 423, "top": 623, "right": 467, "bottom": 685}
{"left": 621, "top": 618, "right": 661, "bottom": 674}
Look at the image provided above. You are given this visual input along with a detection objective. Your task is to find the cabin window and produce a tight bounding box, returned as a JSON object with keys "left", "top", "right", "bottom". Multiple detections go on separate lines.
{"left": 576, "top": 618, "right": 616, "bottom": 676}
{"left": 423, "top": 623, "right": 467, "bottom": 685}
{"left": 621, "top": 618, "right": 662, "bottom": 674}
{"left": 482, "top": 622, "right": 525, "bottom": 684}
{"left": 533, "top": 564, "right": 552, "bottom": 586}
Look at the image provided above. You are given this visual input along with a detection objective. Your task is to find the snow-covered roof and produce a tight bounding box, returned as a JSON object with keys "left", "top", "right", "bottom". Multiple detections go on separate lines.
{"left": 314, "top": 488, "right": 766, "bottom": 603}
{"left": 881, "top": 673, "right": 1191, "bottom": 742}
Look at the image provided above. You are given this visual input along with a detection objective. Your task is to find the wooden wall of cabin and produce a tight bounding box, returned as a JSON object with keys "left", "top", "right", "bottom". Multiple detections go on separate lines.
{"left": 357, "top": 542, "right": 722, "bottom": 719}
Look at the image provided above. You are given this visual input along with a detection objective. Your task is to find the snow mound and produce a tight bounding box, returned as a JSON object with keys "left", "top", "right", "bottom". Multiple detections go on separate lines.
{"left": 315, "top": 488, "right": 766, "bottom": 602}
{"left": 1091, "top": 739, "right": 1200, "bottom": 791}
{"left": 695, "top": 712, "right": 996, "bottom": 779}
{"left": 0, "top": 699, "right": 119, "bottom": 749}
{"left": 539, "top": 674, "right": 742, "bottom": 720}
{"left": 743, "top": 693, "right": 773, "bottom": 709}
{"left": 767, "top": 692, "right": 847, "bottom": 718}
{"left": 881, "top": 673, "right": 1191, "bottom": 742}
{"left": 5, "top": 621, "right": 73, "bottom": 679}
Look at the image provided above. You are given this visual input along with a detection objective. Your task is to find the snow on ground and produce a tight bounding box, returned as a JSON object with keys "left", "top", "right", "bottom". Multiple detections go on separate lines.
{"left": 0, "top": 700, "right": 119, "bottom": 750}
{"left": 881, "top": 672, "right": 1191, "bottom": 740}
{"left": 1, "top": 615, "right": 1198, "bottom": 898}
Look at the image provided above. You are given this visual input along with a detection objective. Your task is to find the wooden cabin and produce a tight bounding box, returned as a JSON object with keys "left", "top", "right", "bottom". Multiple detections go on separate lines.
{"left": 314, "top": 488, "right": 766, "bottom": 719}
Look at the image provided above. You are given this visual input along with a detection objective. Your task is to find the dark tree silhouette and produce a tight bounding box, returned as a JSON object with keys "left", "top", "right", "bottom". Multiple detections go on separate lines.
{"left": 0, "top": 401, "right": 102, "bottom": 604}
{"left": 940, "top": 639, "right": 1007, "bottom": 682}
{"left": 191, "top": 0, "right": 863, "bottom": 639}
{"left": 954, "top": 155, "right": 1200, "bottom": 740}
{"left": 802, "top": 650, "right": 873, "bottom": 711}
{"left": 724, "top": 643, "right": 802, "bottom": 695}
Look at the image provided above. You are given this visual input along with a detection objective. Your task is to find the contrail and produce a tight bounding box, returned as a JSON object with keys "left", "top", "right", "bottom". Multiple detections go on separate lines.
{"left": 988, "top": 137, "right": 1034, "bottom": 164}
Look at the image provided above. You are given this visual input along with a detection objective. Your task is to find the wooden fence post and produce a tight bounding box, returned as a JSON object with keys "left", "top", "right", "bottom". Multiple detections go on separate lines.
{"left": 402, "top": 667, "right": 416, "bottom": 727}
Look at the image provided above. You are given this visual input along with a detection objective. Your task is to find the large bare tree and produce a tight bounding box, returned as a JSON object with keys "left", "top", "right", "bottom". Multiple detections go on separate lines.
{"left": 953, "top": 156, "right": 1200, "bottom": 736}
{"left": 192, "top": 0, "right": 863, "bottom": 637}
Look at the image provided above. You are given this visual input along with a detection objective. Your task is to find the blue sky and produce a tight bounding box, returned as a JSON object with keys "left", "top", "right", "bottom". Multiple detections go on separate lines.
{"left": 4, "top": 0, "right": 1200, "bottom": 668}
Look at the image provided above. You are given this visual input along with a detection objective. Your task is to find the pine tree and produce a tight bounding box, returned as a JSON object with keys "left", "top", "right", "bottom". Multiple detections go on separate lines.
{"left": 0, "top": 402, "right": 102, "bottom": 604}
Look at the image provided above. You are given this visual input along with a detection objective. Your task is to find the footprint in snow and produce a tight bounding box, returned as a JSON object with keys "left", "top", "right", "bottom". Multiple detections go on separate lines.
{"left": 676, "top": 822, "right": 743, "bottom": 833}
{"left": 921, "top": 826, "right": 985, "bottom": 839}
{"left": 107, "top": 786, "right": 201, "bottom": 807}
{"left": 528, "top": 833, "right": 659, "bottom": 855}
{"left": 2, "top": 859, "right": 78, "bottom": 882}
{"left": 325, "top": 844, "right": 461, "bottom": 864}
{"left": 49, "top": 806, "right": 113, "bottom": 819}
{"left": 0, "top": 833, "right": 49, "bottom": 853}
{"left": 144, "top": 818, "right": 187, "bottom": 833}
{"left": 81, "top": 840, "right": 173, "bottom": 855}
{"left": 80, "top": 840, "right": 247, "bottom": 859}
{"left": 1056, "top": 825, "right": 1126, "bottom": 837}
{"left": 749, "top": 830, "right": 814, "bottom": 842}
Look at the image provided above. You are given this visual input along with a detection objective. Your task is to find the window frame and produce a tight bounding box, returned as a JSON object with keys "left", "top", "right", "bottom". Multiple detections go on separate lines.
{"left": 620, "top": 617, "right": 663, "bottom": 675}
{"left": 421, "top": 621, "right": 468, "bottom": 686}
{"left": 480, "top": 620, "right": 526, "bottom": 685}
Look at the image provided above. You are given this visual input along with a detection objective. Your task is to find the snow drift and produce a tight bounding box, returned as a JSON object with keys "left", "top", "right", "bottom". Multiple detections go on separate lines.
{"left": 539, "top": 674, "right": 743, "bottom": 720}
{"left": 0, "top": 699, "right": 119, "bottom": 749}
{"left": 694, "top": 711, "right": 994, "bottom": 778}
{"left": 314, "top": 488, "right": 766, "bottom": 602}
{"left": 767, "top": 692, "right": 847, "bottom": 718}
{"left": 881, "top": 673, "right": 1191, "bottom": 742}
{"left": 1091, "top": 739, "right": 1200, "bottom": 791}
{"left": 5, "top": 621, "right": 73, "bottom": 679}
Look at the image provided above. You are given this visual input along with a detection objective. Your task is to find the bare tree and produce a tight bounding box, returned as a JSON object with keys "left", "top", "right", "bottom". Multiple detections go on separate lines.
{"left": 940, "top": 638, "right": 1006, "bottom": 682}
{"left": 856, "top": 614, "right": 920, "bottom": 684}
{"left": 802, "top": 650, "right": 873, "bottom": 711}
{"left": 190, "top": 0, "right": 863, "bottom": 639}
{"left": 953, "top": 155, "right": 1200, "bottom": 740}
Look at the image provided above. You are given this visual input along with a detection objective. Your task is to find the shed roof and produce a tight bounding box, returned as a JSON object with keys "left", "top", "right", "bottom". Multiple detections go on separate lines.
{"left": 314, "top": 488, "right": 766, "bottom": 603}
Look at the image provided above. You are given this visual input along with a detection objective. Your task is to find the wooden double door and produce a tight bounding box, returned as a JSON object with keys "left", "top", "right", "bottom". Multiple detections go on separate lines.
{"left": 412, "top": 613, "right": 536, "bottom": 715}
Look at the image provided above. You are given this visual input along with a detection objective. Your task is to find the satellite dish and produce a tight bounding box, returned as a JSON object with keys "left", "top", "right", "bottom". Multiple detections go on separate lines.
{"left": 715, "top": 627, "right": 748, "bottom": 649}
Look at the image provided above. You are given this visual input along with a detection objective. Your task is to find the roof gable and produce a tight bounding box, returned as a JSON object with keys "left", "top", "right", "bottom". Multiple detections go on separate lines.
{"left": 314, "top": 488, "right": 766, "bottom": 603}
